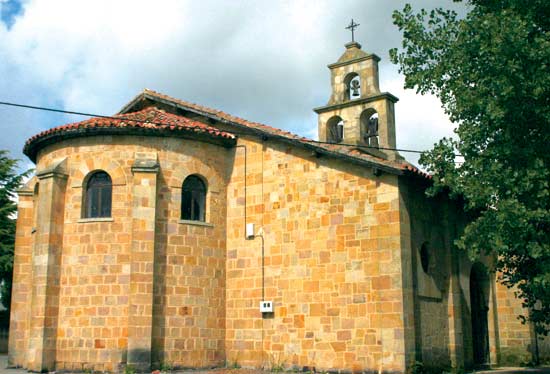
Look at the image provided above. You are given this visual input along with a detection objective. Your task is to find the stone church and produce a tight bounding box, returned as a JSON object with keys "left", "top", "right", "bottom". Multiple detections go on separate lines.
{"left": 9, "top": 41, "right": 548, "bottom": 373}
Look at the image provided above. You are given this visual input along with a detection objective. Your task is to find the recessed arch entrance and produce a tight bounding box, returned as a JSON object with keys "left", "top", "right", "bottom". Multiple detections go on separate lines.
{"left": 470, "top": 262, "right": 490, "bottom": 366}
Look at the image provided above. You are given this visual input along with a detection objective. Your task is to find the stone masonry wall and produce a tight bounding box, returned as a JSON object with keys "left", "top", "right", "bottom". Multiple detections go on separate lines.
{"left": 399, "top": 179, "right": 456, "bottom": 370}
{"left": 9, "top": 135, "right": 229, "bottom": 372}
{"left": 11, "top": 128, "right": 545, "bottom": 373}
{"left": 51, "top": 145, "right": 131, "bottom": 372}
{"left": 8, "top": 186, "right": 35, "bottom": 367}
{"left": 317, "top": 98, "right": 396, "bottom": 154}
{"left": 224, "top": 137, "right": 408, "bottom": 372}
{"left": 150, "top": 138, "right": 229, "bottom": 368}
{"left": 494, "top": 281, "right": 536, "bottom": 365}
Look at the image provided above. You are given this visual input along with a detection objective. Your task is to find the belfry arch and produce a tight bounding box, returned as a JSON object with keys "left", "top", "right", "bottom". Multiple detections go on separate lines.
{"left": 344, "top": 72, "right": 361, "bottom": 101}
{"left": 314, "top": 40, "right": 401, "bottom": 160}
{"left": 360, "top": 108, "right": 379, "bottom": 148}
{"left": 326, "top": 116, "right": 344, "bottom": 143}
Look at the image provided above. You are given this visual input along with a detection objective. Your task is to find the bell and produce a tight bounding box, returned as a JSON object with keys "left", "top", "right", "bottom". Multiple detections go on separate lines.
{"left": 337, "top": 123, "right": 344, "bottom": 141}
{"left": 351, "top": 80, "right": 360, "bottom": 97}
{"left": 368, "top": 117, "right": 378, "bottom": 135}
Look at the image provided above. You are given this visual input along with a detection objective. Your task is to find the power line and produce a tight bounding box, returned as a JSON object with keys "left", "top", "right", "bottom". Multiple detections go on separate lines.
{"left": 312, "top": 139, "right": 426, "bottom": 154}
{"left": 0, "top": 100, "right": 461, "bottom": 156}
{"left": 0, "top": 101, "right": 123, "bottom": 120}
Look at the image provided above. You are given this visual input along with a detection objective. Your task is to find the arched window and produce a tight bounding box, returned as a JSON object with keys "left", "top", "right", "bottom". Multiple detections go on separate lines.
{"left": 84, "top": 171, "right": 112, "bottom": 218}
{"left": 344, "top": 72, "right": 361, "bottom": 100}
{"left": 326, "top": 116, "right": 344, "bottom": 143}
{"left": 181, "top": 175, "right": 206, "bottom": 221}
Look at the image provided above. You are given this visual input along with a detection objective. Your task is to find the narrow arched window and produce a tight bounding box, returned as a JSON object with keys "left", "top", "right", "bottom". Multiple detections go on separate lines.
{"left": 181, "top": 175, "right": 206, "bottom": 221}
{"left": 84, "top": 171, "right": 112, "bottom": 218}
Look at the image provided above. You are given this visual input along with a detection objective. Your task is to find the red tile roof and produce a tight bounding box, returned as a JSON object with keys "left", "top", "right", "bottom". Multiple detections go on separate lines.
{"left": 24, "top": 89, "right": 430, "bottom": 180}
{"left": 120, "top": 89, "right": 431, "bottom": 179}
{"left": 23, "top": 107, "right": 236, "bottom": 162}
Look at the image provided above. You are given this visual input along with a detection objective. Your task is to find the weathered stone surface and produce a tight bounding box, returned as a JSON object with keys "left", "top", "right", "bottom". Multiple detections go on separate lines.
{"left": 9, "top": 43, "right": 548, "bottom": 374}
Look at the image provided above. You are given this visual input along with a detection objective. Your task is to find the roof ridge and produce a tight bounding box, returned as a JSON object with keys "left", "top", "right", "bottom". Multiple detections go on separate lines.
{"left": 141, "top": 88, "right": 311, "bottom": 139}
{"left": 137, "top": 89, "right": 427, "bottom": 177}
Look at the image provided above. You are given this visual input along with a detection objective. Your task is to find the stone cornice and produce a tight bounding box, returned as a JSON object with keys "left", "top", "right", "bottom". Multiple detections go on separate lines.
{"left": 327, "top": 53, "right": 381, "bottom": 70}
{"left": 132, "top": 154, "right": 159, "bottom": 174}
{"left": 313, "top": 92, "right": 399, "bottom": 114}
{"left": 16, "top": 188, "right": 34, "bottom": 196}
{"left": 131, "top": 165, "right": 160, "bottom": 174}
{"left": 36, "top": 170, "right": 69, "bottom": 180}
{"left": 36, "top": 158, "right": 68, "bottom": 180}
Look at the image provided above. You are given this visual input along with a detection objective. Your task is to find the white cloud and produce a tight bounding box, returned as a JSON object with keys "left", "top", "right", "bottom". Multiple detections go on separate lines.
{"left": 383, "top": 74, "right": 456, "bottom": 166}
{"left": 0, "top": 0, "right": 462, "bottom": 170}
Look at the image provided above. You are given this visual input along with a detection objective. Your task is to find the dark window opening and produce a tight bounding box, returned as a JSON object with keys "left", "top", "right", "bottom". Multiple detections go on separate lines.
{"left": 470, "top": 262, "right": 490, "bottom": 365}
{"left": 84, "top": 171, "right": 112, "bottom": 218}
{"left": 327, "top": 116, "right": 344, "bottom": 143}
{"left": 420, "top": 243, "right": 430, "bottom": 273}
{"left": 360, "top": 110, "right": 379, "bottom": 148}
{"left": 181, "top": 175, "right": 206, "bottom": 221}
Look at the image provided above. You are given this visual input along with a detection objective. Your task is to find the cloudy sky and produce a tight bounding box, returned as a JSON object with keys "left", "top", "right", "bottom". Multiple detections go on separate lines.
{"left": 0, "top": 0, "right": 466, "bottom": 170}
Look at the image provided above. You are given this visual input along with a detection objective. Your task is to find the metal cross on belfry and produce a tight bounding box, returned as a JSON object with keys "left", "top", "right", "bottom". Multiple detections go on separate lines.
{"left": 346, "top": 19, "right": 360, "bottom": 43}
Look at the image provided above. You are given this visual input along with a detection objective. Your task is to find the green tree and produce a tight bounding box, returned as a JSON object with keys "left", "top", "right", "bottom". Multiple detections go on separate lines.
{"left": 390, "top": 1, "right": 550, "bottom": 331}
{"left": 0, "top": 150, "right": 29, "bottom": 317}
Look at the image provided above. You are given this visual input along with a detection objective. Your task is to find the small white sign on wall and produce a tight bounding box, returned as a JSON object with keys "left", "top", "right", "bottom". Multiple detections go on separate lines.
{"left": 259, "top": 300, "right": 273, "bottom": 313}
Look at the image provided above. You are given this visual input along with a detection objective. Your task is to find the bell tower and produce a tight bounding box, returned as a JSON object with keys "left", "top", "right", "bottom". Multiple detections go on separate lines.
{"left": 314, "top": 37, "right": 400, "bottom": 160}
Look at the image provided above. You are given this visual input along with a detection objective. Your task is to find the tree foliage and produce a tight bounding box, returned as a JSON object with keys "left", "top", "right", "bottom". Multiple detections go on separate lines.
{"left": 390, "top": 1, "right": 550, "bottom": 331}
{"left": 0, "top": 150, "right": 29, "bottom": 313}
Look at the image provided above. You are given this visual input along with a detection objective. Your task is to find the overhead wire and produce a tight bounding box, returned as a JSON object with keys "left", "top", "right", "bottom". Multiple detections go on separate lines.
{"left": 0, "top": 100, "right": 463, "bottom": 157}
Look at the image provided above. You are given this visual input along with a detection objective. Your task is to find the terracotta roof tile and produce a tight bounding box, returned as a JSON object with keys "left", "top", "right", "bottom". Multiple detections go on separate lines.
{"left": 26, "top": 107, "right": 235, "bottom": 143}
{"left": 402, "top": 164, "right": 432, "bottom": 179}
{"left": 23, "top": 107, "right": 236, "bottom": 161}
{"left": 24, "top": 89, "right": 430, "bottom": 179}
{"left": 128, "top": 89, "right": 429, "bottom": 178}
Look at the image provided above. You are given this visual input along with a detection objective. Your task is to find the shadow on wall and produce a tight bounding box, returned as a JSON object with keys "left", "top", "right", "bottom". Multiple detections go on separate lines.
{"left": 407, "top": 185, "right": 454, "bottom": 370}
{"left": 470, "top": 262, "right": 490, "bottom": 367}
{"left": 152, "top": 171, "right": 169, "bottom": 367}
{"left": 0, "top": 303, "right": 9, "bottom": 353}
{"left": 0, "top": 329, "right": 7, "bottom": 353}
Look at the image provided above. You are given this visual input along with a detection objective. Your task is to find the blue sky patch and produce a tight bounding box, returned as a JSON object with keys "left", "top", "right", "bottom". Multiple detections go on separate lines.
{"left": 1, "top": 0, "right": 23, "bottom": 29}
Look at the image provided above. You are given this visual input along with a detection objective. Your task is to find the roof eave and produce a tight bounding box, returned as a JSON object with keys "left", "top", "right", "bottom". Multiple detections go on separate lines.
{"left": 117, "top": 91, "right": 408, "bottom": 176}
{"left": 23, "top": 126, "right": 237, "bottom": 163}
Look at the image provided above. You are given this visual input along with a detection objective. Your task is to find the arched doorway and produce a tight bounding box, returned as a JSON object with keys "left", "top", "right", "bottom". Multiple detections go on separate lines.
{"left": 470, "top": 262, "right": 490, "bottom": 366}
